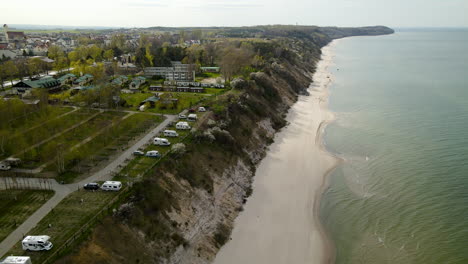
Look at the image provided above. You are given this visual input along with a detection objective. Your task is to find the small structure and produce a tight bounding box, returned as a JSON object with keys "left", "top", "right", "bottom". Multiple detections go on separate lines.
{"left": 140, "top": 96, "right": 159, "bottom": 108}
{"left": 129, "top": 76, "right": 146, "bottom": 90}
{"left": 1, "top": 256, "right": 32, "bottom": 264}
{"left": 73, "top": 74, "right": 93, "bottom": 86}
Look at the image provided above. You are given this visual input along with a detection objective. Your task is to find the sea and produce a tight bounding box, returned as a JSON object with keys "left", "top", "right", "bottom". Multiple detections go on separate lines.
{"left": 320, "top": 29, "right": 468, "bottom": 263}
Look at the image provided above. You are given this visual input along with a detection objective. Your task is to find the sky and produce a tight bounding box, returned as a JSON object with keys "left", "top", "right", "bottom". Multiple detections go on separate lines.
{"left": 2, "top": 0, "right": 468, "bottom": 28}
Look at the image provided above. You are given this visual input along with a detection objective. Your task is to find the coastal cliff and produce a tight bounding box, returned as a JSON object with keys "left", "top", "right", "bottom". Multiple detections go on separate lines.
{"left": 56, "top": 26, "right": 393, "bottom": 264}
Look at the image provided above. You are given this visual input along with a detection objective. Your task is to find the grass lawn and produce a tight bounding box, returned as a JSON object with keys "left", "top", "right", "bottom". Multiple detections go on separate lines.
{"left": 19, "top": 111, "right": 126, "bottom": 169}
{"left": 0, "top": 190, "right": 54, "bottom": 243}
{"left": 2, "top": 108, "right": 100, "bottom": 160}
{"left": 54, "top": 113, "right": 165, "bottom": 183}
{"left": 2, "top": 106, "right": 73, "bottom": 135}
{"left": 5, "top": 189, "right": 121, "bottom": 263}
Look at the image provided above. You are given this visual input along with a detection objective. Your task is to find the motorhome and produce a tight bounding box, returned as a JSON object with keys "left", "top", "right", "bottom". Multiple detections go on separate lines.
{"left": 176, "top": 122, "right": 191, "bottom": 130}
{"left": 0, "top": 162, "right": 11, "bottom": 171}
{"left": 1, "top": 256, "right": 32, "bottom": 264}
{"left": 187, "top": 114, "right": 197, "bottom": 121}
{"left": 101, "top": 181, "right": 122, "bottom": 191}
{"left": 163, "top": 130, "right": 179, "bottom": 137}
{"left": 22, "top": 236, "right": 53, "bottom": 251}
{"left": 145, "top": 150, "right": 161, "bottom": 158}
{"left": 153, "top": 137, "right": 170, "bottom": 146}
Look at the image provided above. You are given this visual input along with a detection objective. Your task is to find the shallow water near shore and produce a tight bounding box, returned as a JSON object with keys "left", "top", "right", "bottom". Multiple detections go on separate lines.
{"left": 321, "top": 30, "right": 468, "bottom": 263}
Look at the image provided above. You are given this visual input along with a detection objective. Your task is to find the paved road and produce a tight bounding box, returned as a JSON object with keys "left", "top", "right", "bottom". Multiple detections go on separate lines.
{"left": 0, "top": 114, "right": 177, "bottom": 258}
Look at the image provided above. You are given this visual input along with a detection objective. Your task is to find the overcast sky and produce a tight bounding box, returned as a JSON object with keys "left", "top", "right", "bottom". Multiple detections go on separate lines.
{"left": 2, "top": 0, "right": 468, "bottom": 28}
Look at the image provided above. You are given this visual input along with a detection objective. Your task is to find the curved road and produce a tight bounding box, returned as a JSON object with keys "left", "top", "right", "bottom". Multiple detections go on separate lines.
{"left": 0, "top": 114, "right": 177, "bottom": 257}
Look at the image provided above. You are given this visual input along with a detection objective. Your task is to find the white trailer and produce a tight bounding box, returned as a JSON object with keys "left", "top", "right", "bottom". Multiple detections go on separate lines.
{"left": 187, "top": 114, "right": 197, "bottom": 121}
{"left": 22, "top": 236, "right": 53, "bottom": 251}
{"left": 176, "top": 122, "right": 191, "bottom": 130}
{"left": 163, "top": 130, "right": 179, "bottom": 137}
{"left": 1, "top": 256, "right": 32, "bottom": 264}
{"left": 101, "top": 181, "right": 122, "bottom": 191}
{"left": 153, "top": 137, "right": 170, "bottom": 146}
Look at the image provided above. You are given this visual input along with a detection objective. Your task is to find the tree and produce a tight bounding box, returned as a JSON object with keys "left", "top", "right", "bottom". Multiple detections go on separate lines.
{"left": 103, "top": 49, "right": 114, "bottom": 61}
{"left": 47, "top": 45, "right": 64, "bottom": 60}
{"left": 218, "top": 46, "right": 253, "bottom": 82}
{"left": 0, "top": 64, "right": 6, "bottom": 89}
{"left": 3, "top": 61, "right": 18, "bottom": 86}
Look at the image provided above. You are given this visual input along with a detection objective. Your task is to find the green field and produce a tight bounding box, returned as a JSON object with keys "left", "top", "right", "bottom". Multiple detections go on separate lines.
{"left": 53, "top": 113, "right": 164, "bottom": 183}
{"left": 5, "top": 189, "right": 121, "bottom": 263}
{"left": 20, "top": 111, "right": 127, "bottom": 169}
{"left": 2, "top": 108, "right": 99, "bottom": 160}
{"left": 0, "top": 190, "right": 54, "bottom": 243}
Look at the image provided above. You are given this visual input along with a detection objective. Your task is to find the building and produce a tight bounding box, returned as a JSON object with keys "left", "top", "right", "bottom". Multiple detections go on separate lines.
{"left": 74, "top": 74, "right": 94, "bottom": 86}
{"left": 1, "top": 24, "right": 27, "bottom": 49}
{"left": 144, "top": 61, "right": 195, "bottom": 81}
{"left": 111, "top": 75, "right": 129, "bottom": 86}
{"left": 57, "top": 73, "right": 77, "bottom": 85}
{"left": 12, "top": 77, "right": 61, "bottom": 93}
{"left": 129, "top": 76, "right": 146, "bottom": 90}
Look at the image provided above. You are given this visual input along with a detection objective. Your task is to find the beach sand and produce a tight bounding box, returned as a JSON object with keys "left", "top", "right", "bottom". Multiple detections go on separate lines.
{"left": 212, "top": 42, "right": 339, "bottom": 264}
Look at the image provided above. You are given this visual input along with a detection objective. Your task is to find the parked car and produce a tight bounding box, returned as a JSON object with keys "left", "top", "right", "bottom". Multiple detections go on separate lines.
{"left": 178, "top": 114, "right": 187, "bottom": 119}
{"left": 198, "top": 106, "right": 206, "bottom": 112}
{"left": 133, "top": 150, "right": 145, "bottom": 156}
{"left": 188, "top": 108, "right": 196, "bottom": 113}
{"left": 145, "top": 150, "right": 161, "bottom": 158}
{"left": 83, "top": 182, "right": 100, "bottom": 190}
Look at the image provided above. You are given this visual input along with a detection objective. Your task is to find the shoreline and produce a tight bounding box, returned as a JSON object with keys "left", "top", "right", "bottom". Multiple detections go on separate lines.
{"left": 311, "top": 40, "right": 342, "bottom": 264}
{"left": 213, "top": 41, "right": 341, "bottom": 264}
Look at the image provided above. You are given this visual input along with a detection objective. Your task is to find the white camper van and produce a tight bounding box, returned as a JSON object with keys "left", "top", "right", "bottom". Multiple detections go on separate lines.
{"left": 187, "top": 114, "right": 197, "bottom": 121}
{"left": 0, "top": 162, "right": 11, "bottom": 171}
{"left": 101, "top": 181, "right": 122, "bottom": 191}
{"left": 176, "top": 122, "right": 191, "bottom": 130}
{"left": 1, "top": 256, "right": 32, "bottom": 264}
{"left": 22, "top": 236, "right": 53, "bottom": 251}
{"left": 153, "top": 137, "right": 170, "bottom": 146}
{"left": 163, "top": 130, "right": 179, "bottom": 137}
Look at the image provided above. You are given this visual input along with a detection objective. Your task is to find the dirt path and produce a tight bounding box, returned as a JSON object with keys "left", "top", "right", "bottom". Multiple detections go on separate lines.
{"left": 0, "top": 114, "right": 177, "bottom": 258}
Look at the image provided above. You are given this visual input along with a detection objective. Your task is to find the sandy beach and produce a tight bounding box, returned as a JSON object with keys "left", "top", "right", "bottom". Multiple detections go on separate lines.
{"left": 213, "top": 42, "right": 339, "bottom": 264}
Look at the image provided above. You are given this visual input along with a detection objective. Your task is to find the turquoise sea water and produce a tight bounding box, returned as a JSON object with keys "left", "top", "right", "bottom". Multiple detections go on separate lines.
{"left": 320, "top": 30, "right": 468, "bottom": 263}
